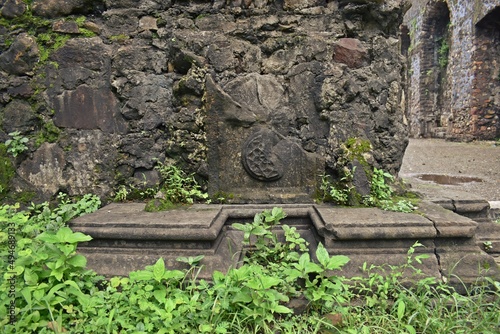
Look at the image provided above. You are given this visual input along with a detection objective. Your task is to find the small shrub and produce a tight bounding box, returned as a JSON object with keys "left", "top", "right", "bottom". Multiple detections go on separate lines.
{"left": 5, "top": 131, "right": 29, "bottom": 157}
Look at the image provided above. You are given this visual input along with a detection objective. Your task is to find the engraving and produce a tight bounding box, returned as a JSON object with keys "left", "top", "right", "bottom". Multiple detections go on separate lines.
{"left": 242, "top": 130, "right": 283, "bottom": 181}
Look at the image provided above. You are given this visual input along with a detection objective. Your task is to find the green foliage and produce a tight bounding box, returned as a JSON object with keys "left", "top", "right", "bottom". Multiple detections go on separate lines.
{"left": 36, "top": 32, "right": 70, "bottom": 63}
{"left": 0, "top": 195, "right": 102, "bottom": 333}
{"left": 0, "top": 144, "right": 15, "bottom": 198}
{"left": 35, "top": 120, "right": 61, "bottom": 147}
{"left": 74, "top": 16, "right": 96, "bottom": 38}
{"left": 320, "top": 166, "right": 416, "bottom": 213}
{"left": 337, "top": 138, "right": 372, "bottom": 168}
{"left": 1, "top": 204, "right": 499, "bottom": 333}
{"left": 109, "top": 34, "right": 130, "bottom": 42}
{"left": 27, "top": 193, "right": 101, "bottom": 233}
{"left": 438, "top": 38, "right": 450, "bottom": 68}
{"left": 114, "top": 162, "right": 208, "bottom": 211}
{"left": 154, "top": 162, "right": 208, "bottom": 204}
{"left": 4, "top": 131, "right": 29, "bottom": 157}
{"left": 320, "top": 173, "right": 351, "bottom": 206}
{"left": 233, "top": 207, "right": 351, "bottom": 315}
{"left": 363, "top": 168, "right": 416, "bottom": 213}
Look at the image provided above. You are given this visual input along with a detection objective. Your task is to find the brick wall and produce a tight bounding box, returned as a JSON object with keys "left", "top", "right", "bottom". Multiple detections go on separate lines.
{"left": 404, "top": 0, "right": 500, "bottom": 140}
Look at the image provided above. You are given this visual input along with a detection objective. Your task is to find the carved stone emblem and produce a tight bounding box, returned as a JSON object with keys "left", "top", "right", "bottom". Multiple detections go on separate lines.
{"left": 242, "top": 129, "right": 284, "bottom": 181}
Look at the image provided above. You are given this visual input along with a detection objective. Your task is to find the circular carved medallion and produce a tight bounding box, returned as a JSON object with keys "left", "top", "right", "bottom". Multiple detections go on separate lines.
{"left": 242, "top": 129, "right": 284, "bottom": 181}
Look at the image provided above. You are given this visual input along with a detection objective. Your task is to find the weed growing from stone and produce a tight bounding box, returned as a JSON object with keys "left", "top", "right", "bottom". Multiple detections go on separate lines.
{"left": 4, "top": 131, "right": 29, "bottom": 157}
{"left": 113, "top": 162, "right": 208, "bottom": 211}
{"left": 320, "top": 167, "right": 417, "bottom": 213}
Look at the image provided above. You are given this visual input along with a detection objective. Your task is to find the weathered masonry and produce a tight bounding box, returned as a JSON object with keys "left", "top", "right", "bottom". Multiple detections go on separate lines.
{"left": 0, "top": 0, "right": 409, "bottom": 203}
{"left": 404, "top": 0, "right": 500, "bottom": 140}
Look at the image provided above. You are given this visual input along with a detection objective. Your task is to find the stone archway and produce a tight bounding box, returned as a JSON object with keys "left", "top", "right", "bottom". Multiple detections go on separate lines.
{"left": 413, "top": 0, "right": 451, "bottom": 138}
{"left": 472, "top": 6, "right": 500, "bottom": 140}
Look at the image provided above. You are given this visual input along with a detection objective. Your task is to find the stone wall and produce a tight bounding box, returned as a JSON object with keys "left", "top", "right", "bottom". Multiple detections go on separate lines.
{"left": 0, "top": 0, "right": 409, "bottom": 203}
{"left": 404, "top": 0, "right": 500, "bottom": 140}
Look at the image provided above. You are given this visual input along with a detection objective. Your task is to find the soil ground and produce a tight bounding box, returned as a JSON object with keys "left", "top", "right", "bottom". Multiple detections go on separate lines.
{"left": 399, "top": 139, "right": 500, "bottom": 202}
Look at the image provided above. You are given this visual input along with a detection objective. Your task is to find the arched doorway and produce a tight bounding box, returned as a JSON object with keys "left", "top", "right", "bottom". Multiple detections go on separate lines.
{"left": 414, "top": 0, "right": 451, "bottom": 138}
{"left": 472, "top": 6, "right": 500, "bottom": 140}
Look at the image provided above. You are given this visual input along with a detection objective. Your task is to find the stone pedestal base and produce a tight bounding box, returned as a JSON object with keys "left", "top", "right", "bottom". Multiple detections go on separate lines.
{"left": 69, "top": 201, "right": 499, "bottom": 287}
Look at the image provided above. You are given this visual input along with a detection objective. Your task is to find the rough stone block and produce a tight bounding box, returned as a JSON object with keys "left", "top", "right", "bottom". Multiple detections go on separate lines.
{"left": 333, "top": 38, "right": 370, "bottom": 69}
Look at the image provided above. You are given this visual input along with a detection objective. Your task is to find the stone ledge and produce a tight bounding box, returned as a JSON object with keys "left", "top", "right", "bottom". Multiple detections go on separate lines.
{"left": 70, "top": 201, "right": 499, "bottom": 285}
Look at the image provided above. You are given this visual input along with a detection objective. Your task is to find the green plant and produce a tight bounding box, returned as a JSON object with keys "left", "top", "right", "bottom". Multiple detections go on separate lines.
{"left": 113, "top": 185, "right": 129, "bottom": 202}
{"left": 438, "top": 38, "right": 450, "bottom": 68}
{"left": 484, "top": 241, "right": 493, "bottom": 251}
{"left": 5, "top": 131, "right": 29, "bottom": 157}
{"left": 0, "top": 144, "right": 15, "bottom": 198}
{"left": 0, "top": 195, "right": 102, "bottom": 333}
{"left": 1, "top": 204, "right": 499, "bottom": 333}
{"left": 144, "top": 161, "right": 208, "bottom": 211}
{"left": 320, "top": 173, "right": 353, "bottom": 206}
{"left": 35, "top": 120, "right": 61, "bottom": 147}
{"left": 363, "top": 168, "right": 416, "bottom": 213}
{"left": 233, "top": 207, "right": 351, "bottom": 315}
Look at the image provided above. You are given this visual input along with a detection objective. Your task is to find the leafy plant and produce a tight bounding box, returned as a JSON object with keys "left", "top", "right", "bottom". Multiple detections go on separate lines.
{"left": 0, "top": 195, "right": 102, "bottom": 333}
{"left": 483, "top": 241, "right": 493, "bottom": 251}
{"left": 320, "top": 173, "right": 352, "bottom": 206}
{"left": 144, "top": 161, "right": 208, "bottom": 211}
{"left": 1, "top": 204, "right": 499, "bottom": 333}
{"left": 5, "top": 131, "right": 29, "bottom": 157}
{"left": 361, "top": 168, "right": 416, "bottom": 213}
{"left": 438, "top": 38, "right": 450, "bottom": 68}
{"left": 113, "top": 185, "right": 129, "bottom": 202}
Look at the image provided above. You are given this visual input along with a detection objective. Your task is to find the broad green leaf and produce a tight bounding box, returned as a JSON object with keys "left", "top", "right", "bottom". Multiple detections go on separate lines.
{"left": 130, "top": 270, "right": 154, "bottom": 281}
{"left": 233, "top": 291, "right": 252, "bottom": 304}
{"left": 283, "top": 268, "right": 302, "bottom": 281}
{"left": 50, "top": 268, "right": 64, "bottom": 281}
{"left": 298, "top": 253, "right": 310, "bottom": 269}
{"left": 273, "top": 304, "right": 293, "bottom": 314}
{"left": 153, "top": 287, "right": 167, "bottom": 304}
{"left": 316, "top": 243, "right": 330, "bottom": 268}
{"left": 59, "top": 244, "right": 76, "bottom": 256}
{"left": 110, "top": 276, "right": 122, "bottom": 288}
{"left": 67, "top": 254, "right": 87, "bottom": 268}
{"left": 163, "top": 269, "right": 184, "bottom": 281}
{"left": 246, "top": 276, "right": 281, "bottom": 290}
{"left": 251, "top": 226, "right": 268, "bottom": 236}
{"left": 33, "top": 284, "right": 49, "bottom": 301}
{"left": 44, "top": 283, "right": 67, "bottom": 300}
{"left": 232, "top": 223, "right": 251, "bottom": 232}
{"left": 397, "top": 300, "right": 406, "bottom": 321}
{"left": 62, "top": 229, "right": 92, "bottom": 243}
{"left": 212, "top": 270, "right": 225, "bottom": 283}
{"left": 153, "top": 258, "right": 166, "bottom": 282}
{"left": 36, "top": 232, "right": 60, "bottom": 243}
{"left": 24, "top": 268, "right": 39, "bottom": 285}
{"left": 21, "top": 287, "right": 32, "bottom": 307}
{"left": 326, "top": 255, "right": 350, "bottom": 270}
{"left": 305, "top": 261, "right": 323, "bottom": 274}
{"left": 405, "top": 325, "right": 416, "bottom": 334}
{"left": 199, "top": 324, "right": 213, "bottom": 333}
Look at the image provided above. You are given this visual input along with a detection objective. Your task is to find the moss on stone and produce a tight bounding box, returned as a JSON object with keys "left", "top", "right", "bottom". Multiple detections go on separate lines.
{"left": 35, "top": 120, "right": 61, "bottom": 147}
{"left": 0, "top": 144, "right": 15, "bottom": 199}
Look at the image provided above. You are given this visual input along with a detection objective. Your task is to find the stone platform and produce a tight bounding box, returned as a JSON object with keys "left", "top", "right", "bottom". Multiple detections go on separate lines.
{"left": 69, "top": 201, "right": 499, "bottom": 287}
